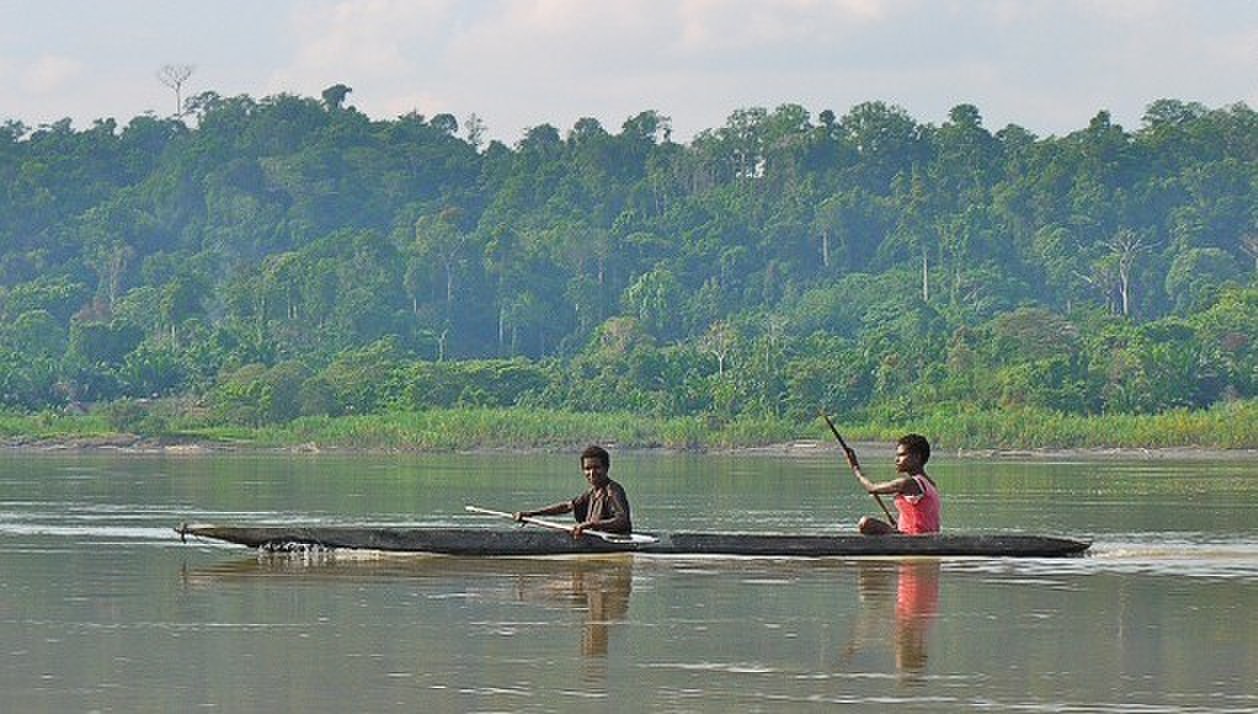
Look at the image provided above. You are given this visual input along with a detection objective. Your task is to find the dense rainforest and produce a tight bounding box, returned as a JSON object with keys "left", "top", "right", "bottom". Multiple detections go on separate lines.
{"left": 0, "top": 88, "right": 1254, "bottom": 442}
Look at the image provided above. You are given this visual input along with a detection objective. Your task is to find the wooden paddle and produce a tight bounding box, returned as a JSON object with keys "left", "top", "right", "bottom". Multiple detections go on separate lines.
{"left": 821, "top": 413, "right": 897, "bottom": 527}
{"left": 465, "top": 505, "right": 659, "bottom": 545}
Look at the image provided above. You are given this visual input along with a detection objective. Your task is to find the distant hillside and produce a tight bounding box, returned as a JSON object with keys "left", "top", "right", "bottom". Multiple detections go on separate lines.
{"left": 0, "top": 92, "right": 1253, "bottom": 424}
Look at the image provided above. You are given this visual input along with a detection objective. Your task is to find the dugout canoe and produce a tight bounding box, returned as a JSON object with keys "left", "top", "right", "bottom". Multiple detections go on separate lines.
{"left": 175, "top": 523, "right": 1091, "bottom": 557}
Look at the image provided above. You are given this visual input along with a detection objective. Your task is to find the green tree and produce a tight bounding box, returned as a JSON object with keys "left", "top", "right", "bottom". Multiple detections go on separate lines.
{"left": 321, "top": 84, "right": 352, "bottom": 110}
{"left": 3, "top": 309, "right": 66, "bottom": 360}
{"left": 1165, "top": 247, "right": 1241, "bottom": 314}
{"left": 622, "top": 267, "right": 683, "bottom": 340}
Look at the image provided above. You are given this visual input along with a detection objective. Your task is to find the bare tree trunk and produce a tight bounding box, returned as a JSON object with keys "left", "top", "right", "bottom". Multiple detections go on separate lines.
{"left": 1118, "top": 268, "right": 1130, "bottom": 317}
{"left": 1109, "top": 229, "right": 1149, "bottom": 317}
{"left": 921, "top": 249, "right": 929, "bottom": 303}
{"left": 157, "top": 64, "right": 194, "bottom": 115}
{"left": 498, "top": 304, "right": 505, "bottom": 354}
{"left": 92, "top": 242, "right": 131, "bottom": 311}
{"left": 702, "top": 323, "right": 734, "bottom": 378}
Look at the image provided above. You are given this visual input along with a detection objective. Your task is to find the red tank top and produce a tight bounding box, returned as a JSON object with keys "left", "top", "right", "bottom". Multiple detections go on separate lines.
{"left": 895, "top": 475, "right": 940, "bottom": 534}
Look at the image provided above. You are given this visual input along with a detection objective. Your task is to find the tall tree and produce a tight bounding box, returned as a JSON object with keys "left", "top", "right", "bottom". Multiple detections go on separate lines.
{"left": 156, "top": 64, "right": 194, "bottom": 116}
{"left": 1106, "top": 228, "right": 1153, "bottom": 317}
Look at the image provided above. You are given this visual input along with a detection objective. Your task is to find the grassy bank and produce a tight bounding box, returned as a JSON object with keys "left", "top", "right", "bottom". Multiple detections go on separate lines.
{"left": 2, "top": 400, "right": 1254, "bottom": 452}
{"left": 186, "top": 410, "right": 801, "bottom": 451}
{"left": 859, "top": 399, "right": 1257, "bottom": 450}
{"left": 0, "top": 411, "right": 114, "bottom": 442}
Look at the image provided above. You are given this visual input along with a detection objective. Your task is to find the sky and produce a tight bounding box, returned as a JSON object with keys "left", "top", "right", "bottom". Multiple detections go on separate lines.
{"left": 1, "top": 0, "right": 1255, "bottom": 144}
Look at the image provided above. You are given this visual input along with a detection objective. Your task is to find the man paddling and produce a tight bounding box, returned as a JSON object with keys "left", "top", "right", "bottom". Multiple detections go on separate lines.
{"left": 849, "top": 434, "right": 940, "bottom": 535}
{"left": 515, "top": 445, "right": 633, "bottom": 536}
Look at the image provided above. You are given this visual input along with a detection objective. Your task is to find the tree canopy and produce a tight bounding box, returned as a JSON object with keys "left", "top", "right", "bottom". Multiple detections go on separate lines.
{"left": 0, "top": 92, "right": 1253, "bottom": 424}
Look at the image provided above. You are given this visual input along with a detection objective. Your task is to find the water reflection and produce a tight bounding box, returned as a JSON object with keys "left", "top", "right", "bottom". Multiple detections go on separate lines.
{"left": 180, "top": 551, "right": 634, "bottom": 658}
{"left": 844, "top": 559, "right": 940, "bottom": 679}
{"left": 510, "top": 557, "right": 633, "bottom": 657}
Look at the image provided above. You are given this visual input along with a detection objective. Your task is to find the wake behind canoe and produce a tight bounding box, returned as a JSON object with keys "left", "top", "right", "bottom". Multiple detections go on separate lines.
{"left": 175, "top": 523, "right": 1091, "bottom": 558}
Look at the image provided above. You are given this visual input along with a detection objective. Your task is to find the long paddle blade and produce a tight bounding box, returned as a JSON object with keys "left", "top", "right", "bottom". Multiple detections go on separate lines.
{"left": 465, "top": 505, "right": 658, "bottom": 545}
{"left": 820, "top": 414, "right": 897, "bottom": 527}
{"left": 821, "top": 413, "right": 857, "bottom": 466}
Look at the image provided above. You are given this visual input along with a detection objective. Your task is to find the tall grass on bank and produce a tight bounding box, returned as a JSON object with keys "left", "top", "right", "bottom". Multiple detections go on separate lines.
{"left": 864, "top": 400, "right": 1257, "bottom": 450}
{"left": 0, "top": 411, "right": 112, "bottom": 441}
{"left": 198, "top": 409, "right": 671, "bottom": 451}
{"left": 192, "top": 402, "right": 1255, "bottom": 451}
{"left": 189, "top": 409, "right": 801, "bottom": 451}
{"left": 3, "top": 400, "right": 1255, "bottom": 451}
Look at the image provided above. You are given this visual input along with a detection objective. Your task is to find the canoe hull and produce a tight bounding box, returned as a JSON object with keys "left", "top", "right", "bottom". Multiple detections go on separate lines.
{"left": 176, "top": 524, "right": 1091, "bottom": 557}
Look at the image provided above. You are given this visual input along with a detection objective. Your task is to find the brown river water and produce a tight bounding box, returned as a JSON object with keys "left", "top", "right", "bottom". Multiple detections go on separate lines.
{"left": 1, "top": 451, "right": 1255, "bottom": 712}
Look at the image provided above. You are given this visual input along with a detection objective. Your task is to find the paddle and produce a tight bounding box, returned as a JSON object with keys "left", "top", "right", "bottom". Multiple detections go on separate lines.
{"left": 821, "top": 413, "right": 897, "bottom": 527}
{"left": 464, "top": 505, "right": 658, "bottom": 545}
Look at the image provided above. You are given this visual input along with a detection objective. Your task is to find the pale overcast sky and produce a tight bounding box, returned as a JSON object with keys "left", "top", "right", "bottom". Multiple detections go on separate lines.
{"left": 1, "top": 0, "right": 1255, "bottom": 143}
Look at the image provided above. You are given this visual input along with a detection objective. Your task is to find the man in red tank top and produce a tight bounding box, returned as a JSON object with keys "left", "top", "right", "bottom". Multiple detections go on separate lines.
{"left": 852, "top": 433, "right": 940, "bottom": 535}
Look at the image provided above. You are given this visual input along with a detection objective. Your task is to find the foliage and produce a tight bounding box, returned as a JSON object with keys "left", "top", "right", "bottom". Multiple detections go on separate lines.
{"left": 0, "top": 93, "right": 1253, "bottom": 446}
{"left": 8, "top": 400, "right": 1248, "bottom": 451}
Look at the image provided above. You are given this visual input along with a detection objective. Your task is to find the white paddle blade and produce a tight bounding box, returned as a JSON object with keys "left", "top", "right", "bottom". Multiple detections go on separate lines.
{"left": 465, "top": 504, "right": 657, "bottom": 544}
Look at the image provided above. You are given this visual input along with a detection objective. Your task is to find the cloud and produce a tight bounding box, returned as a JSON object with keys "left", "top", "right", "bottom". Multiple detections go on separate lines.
{"left": 262, "top": 0, "right": 1258, "bottom": 142}
{"left": 269, "top": 0, "right": 454, "bottom": 98}
{"left": 21, "top": 55, "right": 83, "bottom": 94}
{"left": 672, "top": 0, "right": 889, "bottom": 53}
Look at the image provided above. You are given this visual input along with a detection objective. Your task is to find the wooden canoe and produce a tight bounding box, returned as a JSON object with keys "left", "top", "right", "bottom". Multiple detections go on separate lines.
{"left": 175, "top": 523, "right": 1091, "bottom": 558}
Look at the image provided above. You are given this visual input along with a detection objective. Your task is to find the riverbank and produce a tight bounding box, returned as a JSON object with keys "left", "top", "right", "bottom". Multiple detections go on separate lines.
{"left": 2, "top": 401, "right": 1255, "bottom": 458}
{"left": 4, "top": 436, "right": 1254, "bottom": 462}
{"left": 729, "top": 440, "right": 1258, "bottom": 460}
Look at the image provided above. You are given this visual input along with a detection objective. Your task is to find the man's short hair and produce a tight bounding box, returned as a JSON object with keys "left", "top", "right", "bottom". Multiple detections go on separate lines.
{"left": 897, "top": 433, "right": 931, "bottom": 464}
{"left": 580, "top": 444, "right": 610, "bottom": 468}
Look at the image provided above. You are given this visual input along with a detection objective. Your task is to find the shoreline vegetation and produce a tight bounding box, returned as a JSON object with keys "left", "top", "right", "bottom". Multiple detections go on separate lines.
{"left": 1, "top": 400, "right": 1254, "bottom": 458}
{"left": 2, "top": 97, "right": 1253, "bottom": 467}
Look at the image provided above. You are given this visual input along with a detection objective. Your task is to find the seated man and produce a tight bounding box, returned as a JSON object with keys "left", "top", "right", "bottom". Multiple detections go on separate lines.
{"left": 515, "top": 444, "right": 632, "bottom": 536}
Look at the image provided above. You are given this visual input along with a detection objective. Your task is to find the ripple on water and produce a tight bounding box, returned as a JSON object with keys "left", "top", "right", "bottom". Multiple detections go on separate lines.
{"left": 949, "top": 535, "right": 1258, "bottom": 581}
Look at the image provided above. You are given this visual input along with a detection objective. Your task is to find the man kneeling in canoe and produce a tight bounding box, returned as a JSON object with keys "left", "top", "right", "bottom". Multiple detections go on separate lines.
{"left": 514, "top": 445, "right": 633, "bottom": 537}
{"left": 852, "top": 434, "right": 940, "bottom": 535}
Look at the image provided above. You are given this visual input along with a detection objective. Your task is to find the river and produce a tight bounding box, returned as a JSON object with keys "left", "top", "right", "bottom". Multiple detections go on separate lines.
{"left": 1, "top": 450, "right": 1255, "bottom": 712}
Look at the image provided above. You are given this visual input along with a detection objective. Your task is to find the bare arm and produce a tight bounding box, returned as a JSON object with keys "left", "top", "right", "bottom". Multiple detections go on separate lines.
{"left": 855, "top": 471, "right": 920, "bottom": 497}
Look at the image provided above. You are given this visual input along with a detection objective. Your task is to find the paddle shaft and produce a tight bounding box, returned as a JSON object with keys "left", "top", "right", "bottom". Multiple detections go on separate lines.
{"left": 464, "top": 505, "right": 655, "bottom": 544}
{"left": 821, "top": 414, "right": 897, "bottom": 527}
